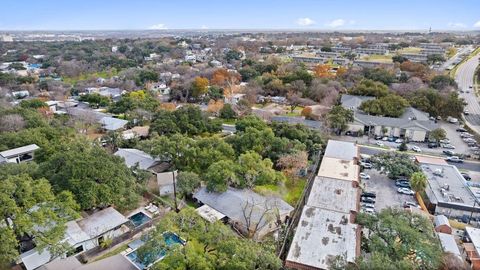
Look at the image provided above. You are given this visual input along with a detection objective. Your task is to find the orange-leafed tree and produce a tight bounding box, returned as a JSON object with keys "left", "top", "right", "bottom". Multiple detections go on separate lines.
{"left": 336, "top": 66, "right": 348, "bottom": 77}
{"left": 206, "top": 99, "right": 224, "bottom": 116}
{"left": 211, "top": 68, "right": 241, "bottom": 98}
{"left": 160, "top": 102, "right": 177, "bottom": 111}
{"left": 314, "top": 64, "right": 334, "bottom": 78}
{"left": 191, "top": 76, "right": 209, "bottom": 98}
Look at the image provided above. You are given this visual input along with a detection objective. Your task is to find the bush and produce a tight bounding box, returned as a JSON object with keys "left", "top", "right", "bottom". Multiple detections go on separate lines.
{"left": 219, "top": 104, "right": 237, "bottom": 119}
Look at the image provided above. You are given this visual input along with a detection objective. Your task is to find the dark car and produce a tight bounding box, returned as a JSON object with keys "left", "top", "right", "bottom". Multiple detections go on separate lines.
{"left": 456, "top": 127, "right": 467, "bottom": 132}
{"left": 362, "top": 192, "right": 377, "bottom": 198}
{"left": 361, "top": 197, "right": 376, "bottom": 204}
{"left": 374, "top": 135, "right": 383, "bottom": 140}
{"left": 427, "top": 142, "right": 439, "bottom": 148}
{"left": 395, "top": 181, "right": 411, "bottom": 188}
{"left": 387, "top": 137, "right": 396, "bottom": 142}
{"left": 461, "top": 173, "right": 472, "bottom": 181}
{"left": 443, "top": 150, "right": 455, "bottom": 156}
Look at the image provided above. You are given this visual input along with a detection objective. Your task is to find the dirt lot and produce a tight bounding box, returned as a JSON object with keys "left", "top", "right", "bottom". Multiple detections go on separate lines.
{"left": 361, "top": 169, "right": 418, "bottom": 212}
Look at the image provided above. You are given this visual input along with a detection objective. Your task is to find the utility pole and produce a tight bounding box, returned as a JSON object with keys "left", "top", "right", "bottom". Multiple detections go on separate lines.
{"left": 172, "top": 170, "right": 178, "bottom": 212}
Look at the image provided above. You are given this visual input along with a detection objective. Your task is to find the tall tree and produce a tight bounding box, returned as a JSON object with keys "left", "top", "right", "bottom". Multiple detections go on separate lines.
{"left": 410, "top": 172, "right": 428, "bottom": 195}
{"left": 0, "top": 173, "right": 79, "bottom": 265}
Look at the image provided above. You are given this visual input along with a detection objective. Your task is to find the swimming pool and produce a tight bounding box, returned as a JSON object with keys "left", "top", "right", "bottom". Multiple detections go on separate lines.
{"left": 129, "top": 212, "right": 152, "bottom": 227}
{"left": 126, "top": 232, "right": 185, "bottom": 269}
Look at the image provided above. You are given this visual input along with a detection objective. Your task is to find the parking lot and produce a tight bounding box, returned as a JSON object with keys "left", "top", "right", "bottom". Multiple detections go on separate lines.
{"left": 361, "top": 169, "right": 418, "bottom": 212}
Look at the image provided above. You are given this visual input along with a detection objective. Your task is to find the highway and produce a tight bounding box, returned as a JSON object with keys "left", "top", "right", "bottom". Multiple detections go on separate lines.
{"left": 439, "top": 46, "right": 471, "bottom": 71}
{"left": 455, "top": 49, "right": 480, "bottom": 132}
{"left": 359, "top": 146, "right": 480, "bottom": 172}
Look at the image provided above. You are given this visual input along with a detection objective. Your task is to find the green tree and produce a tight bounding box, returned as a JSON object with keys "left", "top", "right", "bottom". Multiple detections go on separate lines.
{"left": 371, "top": 152, "right": 420, "bottom": 179}
{"left": 350, "top": 79, "right": 390, "bottom": 97}
{"left": 327, "top": 105, "right": 354, "bottom": 134}
{"left": 427, "top": 54, "right": 446, "bottom": 65}
{"left": 0, "top": 173, "right": 79, "bottom": 265}
{"left": 398, "top": 141, "right": 408, "bottom": 151}
{"left": 429, "top": 75, "right": 457, "bottom": 90}
{"left": 205, "top": 160, "right": 237, "bottom": 192}
{"left": 39, "top": 140, "right": 140, "bottom": 210}
{"left": 19, "top": 99, "right": 47, "bottom": 109}
{"left": 191, "top": 77, "right": 209, "bottom": 98}
{"left": 176, "top": 172, "right": 201, "bottom": 198}
{"left": 138, "top": 208, "right": 281, "bottom": 270}
{"left": 410, "top": 172, "right": 428, "bottom": 195}
{"left": 359, "top": 94, "right": 409, "bottom": 118}
{"left": 78, "top": 93, "right": 110, "bottom": 108}
{"left": 219, "top": 103, "right": 237, "bottom": 119}
{"left": 357, "top": 208, "right": 442, "bottom": 270}
{"left": 236, "top": 151, "right": 285, "bottom": 188}
{"left": 429, "top": 128, "right": 446, "bottom": 142}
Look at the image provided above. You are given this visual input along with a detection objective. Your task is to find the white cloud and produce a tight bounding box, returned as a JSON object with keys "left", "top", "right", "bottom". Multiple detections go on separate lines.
{"left": 200, "top": 25, "right": 208, "bottom": 29}
{"left": 148, "top": 23, "right": 168, "bottom": 30}
{"left": 325, "top": 19, "right": 346, "bottom": 28}
{"left": 296, "top": 17, "right": 316, "bottom": 26}
{"left": 474, "top": 21, "right": 480, "bottom": 27}
{"left": 448, "top": 22, "right": 466, "bottom": 28}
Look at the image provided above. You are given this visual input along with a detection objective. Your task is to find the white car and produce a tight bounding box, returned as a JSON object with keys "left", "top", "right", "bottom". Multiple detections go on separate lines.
{"left": 362, "top": 208, "right": 375, "bottom": 214}
{"left": 375, "top": 141, "right": 384, "bottom": 147}
{"left": 442, "top": 144, "right": 455, "bottom": 149}
{"left": 397, "top": 188, "right": 415, "bottom": 195}
{"left": 360, "top": 172, "right": 371, "bottom": 180}
{"left": 395, "top": 139, "right": 404, "bottom": 144}
{"left": 361, "top": 203, "right": 375, "bottom": 209}
{"left": 411, "top": 146, "right": 421, "bottom": 152}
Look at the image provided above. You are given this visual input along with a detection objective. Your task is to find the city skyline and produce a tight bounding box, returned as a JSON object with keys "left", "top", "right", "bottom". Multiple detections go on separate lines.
{"left": 1, "top": 0, "right": 480, "bottom": 31}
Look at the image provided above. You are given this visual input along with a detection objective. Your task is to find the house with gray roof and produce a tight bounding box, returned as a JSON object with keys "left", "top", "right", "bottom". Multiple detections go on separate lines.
{"left": 193, "top": 187, "right": 293, "bottom": 239}
{"left": 20, "top": 207, "right": 129, "bottom": 270}
{"left": 341, "top": 94, "right": 438, "bottom": 141}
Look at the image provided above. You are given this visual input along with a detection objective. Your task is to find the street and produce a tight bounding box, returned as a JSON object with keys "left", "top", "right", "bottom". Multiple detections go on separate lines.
{"left": 455, "top": 49, "right": 480, "bottom": 130}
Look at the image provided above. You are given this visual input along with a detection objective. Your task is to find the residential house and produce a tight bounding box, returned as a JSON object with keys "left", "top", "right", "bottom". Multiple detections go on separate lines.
{"left": 20, "top": 207, "right": 129, "bottom": 270}
{"left": 0, "top": 144, "right": 39, "bottom": 164}
{"left": 355, "top": 47, "right": 389, "bottom": 55}
{"left": 401, "top": 53, "right": 428, "bottom": 63}
{"left": 193, "top": 187, "right": 294, "bottom": 240}
{"left": 437, "top": 232, "right": 461, "bottom": 257}
{"left": 122, "top": 126, "right": 150, "bottom": 140}
{"left": 341, "top": 94, "right": 438, "bottom": 141}
{"left": 352, "top": 60, "right": 394, "bottom": 69}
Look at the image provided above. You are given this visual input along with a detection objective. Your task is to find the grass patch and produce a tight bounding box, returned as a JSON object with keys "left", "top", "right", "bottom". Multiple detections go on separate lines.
{"left": 447, "top": 47, "right": 457, "bottom": 59}
{"left": 221, "top": 118, "right": 237, "bottom": 125}
{"left": 398, "top": 47, "right": 422, "bottom": 54}
{"left": 92, "top": 242, "right": 130, "bottom": 262}
{"left": 360, "top": 54, "right": 393, "bottom": 63}
{"left": 63, "top": 69, "right": 119, "bottom": 85}
{"left": 254, "top": 178, "right": 307, "bottom": 206}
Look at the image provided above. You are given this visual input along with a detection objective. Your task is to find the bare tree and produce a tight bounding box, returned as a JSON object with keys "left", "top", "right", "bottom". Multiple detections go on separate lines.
{"left": 0, "top": 114, "right": 25, "bottom": 132}
{"left": 241, "top": 198, "right": 280, "bottom": 239}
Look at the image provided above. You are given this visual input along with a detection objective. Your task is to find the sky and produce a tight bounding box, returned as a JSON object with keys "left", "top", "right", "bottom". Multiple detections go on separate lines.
{"left": 1, "top": 0, "right": 480, "bottom": 31}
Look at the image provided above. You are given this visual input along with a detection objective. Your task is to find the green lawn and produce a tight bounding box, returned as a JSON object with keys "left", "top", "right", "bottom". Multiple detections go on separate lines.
{"left": 63, "top": 69, "right": 119, "bottom": 85}
{"left": 92, "top": 242, "right": 130, "bottom": 262}
{"left": 254, "top": 177, "right": 306, "bottom": 206}
{"left": 360, "top": 54, "right": 393, "bottom": 63}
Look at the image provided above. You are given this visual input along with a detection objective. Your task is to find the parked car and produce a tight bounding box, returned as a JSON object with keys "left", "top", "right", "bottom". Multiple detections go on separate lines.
{"left": 461, "top": 173, "right": 472, "bottom": 181}
{"left": 362, "top": 208, "right": 375, "bottom": 214}
{"left": 428, "top": 142, "right": 439, "bottom": 148}
{"left": 446, "top": 156, "right": 463, "bottom": 163}
{"left": 361, "top": 203, "right": 375, "bottom": 208}
{"left": 362, "top": 192, "right": 376, "bottom": 198}
{"left": 396, "top": 182, "right": 411, "bottom": 188}
{"left": 442, "top": 144, "right": 455, "bottom": 149}
{"left": 403, "top": 201, "right": 420, "bottom": 208}
{"left": 447, "top": 116, "right": 458, "bottom": 123}
{"left": 397, "top": 188, "right": 415, "bottom": 195}
{"left": 395, "top": 138, "right": 404, "bottom": 144}
{"left": 456, "top": 127, "right": 467, "bottom": 132}
{"left": 360, "top": 162, "right": 373, "bottom": 169}
{"left": 411, "top": 146, "right": 422, "bottom": 152}
{"left": 464, "top": 110, "right": 470, "bottom": 115}
{"left": 374, "top": 135, "right": 383, "bottom": 140}
{"left": 387, "top": 137, "right": 396, "bottom": 142}
{"left": 382, "top": 136, "right": 389, "bottom": 141}
{"left": 375, "top": 141, "right": 384, "bottom": 147}
{"left": 360, "top": 172, "right": 370, "bottom": 180}
{"left": 443, "top": 150, "right": 456, "bottom": 156}
{"left": 439, "top": 139, "right": 450, "bottom": 144}
{"left": 361, "top": 197, "right": 376, "bottom": 204}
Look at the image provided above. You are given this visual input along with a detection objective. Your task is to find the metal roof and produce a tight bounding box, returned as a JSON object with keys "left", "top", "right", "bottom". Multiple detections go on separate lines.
{"left": 114, "top": 148, "right": 159, "bottom": 171}
{"left": 0, "top": 144, "right": 39, "bottom": 158}
{"left": 77, "top": 207, "right": 129, "bottom": 239}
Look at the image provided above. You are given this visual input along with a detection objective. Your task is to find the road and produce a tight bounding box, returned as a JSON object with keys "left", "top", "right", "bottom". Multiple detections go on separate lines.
{"left": 359, "top": 146, "right": 480, "bottom": 172}
{"left": 455, "top": 49, "right": 480, "bottom": 131}
{"left": 438, "top": 46, "right": 472, "bottom": 71}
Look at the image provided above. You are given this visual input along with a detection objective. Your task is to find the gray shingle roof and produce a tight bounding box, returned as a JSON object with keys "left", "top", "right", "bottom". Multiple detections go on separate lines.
{"left": 193, "top": 187, "right": 293, "bottom": 231}
{"left": 114, "top": 148, "right": 159, "bottom": 171}
{"left": 340, "top": 94, "right": 375, "bottom": 110}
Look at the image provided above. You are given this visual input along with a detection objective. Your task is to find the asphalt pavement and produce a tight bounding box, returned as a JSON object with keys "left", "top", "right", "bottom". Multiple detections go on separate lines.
{"left": 455, "top": 50, "right": 480, "bottom": 129}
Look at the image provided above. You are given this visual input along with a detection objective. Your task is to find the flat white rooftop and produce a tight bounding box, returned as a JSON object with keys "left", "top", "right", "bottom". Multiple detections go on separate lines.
{"left": 324, "top": 140, "right": 357, "bottom": 161}
{"left": 0, "top": 144, "right": 39, "bottom": 158}
{"left": 317, "top": 157, "right": 359, "bottom": 182}
{"left": 286, "top": 206, "right": 359, "bottom": 269}
{"left": 307, "top": 176, "right": 359, "bottom": 214}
